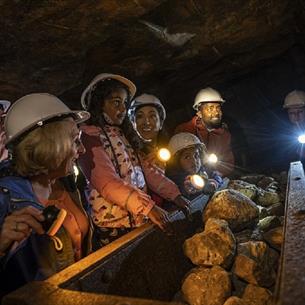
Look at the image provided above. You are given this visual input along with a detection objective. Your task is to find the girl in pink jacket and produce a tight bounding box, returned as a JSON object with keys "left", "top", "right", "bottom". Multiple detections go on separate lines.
{"left": 79, "top": 74, "right": 190, "bottom": 248}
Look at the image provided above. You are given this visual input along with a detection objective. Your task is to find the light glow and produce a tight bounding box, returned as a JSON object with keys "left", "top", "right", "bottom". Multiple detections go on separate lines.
{"left": 157, "top": 148, "right": 171, "bottom": 162}
{"left": 190, "top": 174, "right": 205, "bottom": 189}
{"left": 207, "top": 153, "right": 218, "bottom": 164}
{"left": 298, "top": 134, "right": 305, "bottom": 144}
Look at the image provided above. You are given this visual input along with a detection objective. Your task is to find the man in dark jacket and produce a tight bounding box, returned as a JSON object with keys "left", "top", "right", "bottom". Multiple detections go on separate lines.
{"left": 175, "top": 87, "right": 234, "bottom": 176}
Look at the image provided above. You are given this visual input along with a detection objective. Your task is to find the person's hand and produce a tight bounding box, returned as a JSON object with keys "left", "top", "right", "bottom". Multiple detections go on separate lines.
{"left": 147, "top": 205, "right": 172, "bottom": 233}
{"left": 0, "top": 206, "right": 45, "bottom": 254}
{"left": 203, "top": 181, "right": 217, "bottom": 195}
{"left": 173, "top": 195, "right": 192, "bottom": 220}
{"left": 183, "top": 175, "right": 200, "bottom": 195}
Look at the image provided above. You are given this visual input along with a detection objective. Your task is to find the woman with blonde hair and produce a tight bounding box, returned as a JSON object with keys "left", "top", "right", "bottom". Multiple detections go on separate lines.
{"left": 0, "top": 93, "right": 91, "bottom": 296}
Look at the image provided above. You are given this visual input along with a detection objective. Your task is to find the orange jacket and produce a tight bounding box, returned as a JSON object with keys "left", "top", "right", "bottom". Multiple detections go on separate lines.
{"left": 175, "top": 116, "right": 234, "bottom": 176}
{"left": 79, "top": 125, "right": 181, "bottom": 228}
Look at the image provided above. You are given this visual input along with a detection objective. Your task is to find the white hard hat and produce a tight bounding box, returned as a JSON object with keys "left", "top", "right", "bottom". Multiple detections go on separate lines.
{"left": 81, "top": 73, "right": 137, "bottom": 110}
{"left": 283, "top": 90, "right": 305, "bottom": 108}
{"left": 0, "top": 100, "right": 11, "bottom": 113}
{"left": 128, "top": 94, "right": 166, "bottom": 125}
{"left": 168, "top": 132, "right": 206, "bottom": 156}
{"left": 5, "top": 93, "right": 90, "bottom": 145}
{"left": 193, "top": 87, "right": 225, "bottom": 111}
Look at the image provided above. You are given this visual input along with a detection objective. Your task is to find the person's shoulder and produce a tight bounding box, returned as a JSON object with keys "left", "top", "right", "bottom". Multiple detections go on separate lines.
{"left": 174, "top": 116, "right": 197, "bottom": 134}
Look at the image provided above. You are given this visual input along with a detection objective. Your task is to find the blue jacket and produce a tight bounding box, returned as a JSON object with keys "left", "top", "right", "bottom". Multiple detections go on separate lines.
{"left": 0, "top": 161, "right": 90, "bottom": 295}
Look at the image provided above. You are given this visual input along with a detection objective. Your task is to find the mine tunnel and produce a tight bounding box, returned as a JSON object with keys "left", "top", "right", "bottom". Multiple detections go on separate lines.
{"left": 1, "top": 1, "right": 305, "bottom": 305}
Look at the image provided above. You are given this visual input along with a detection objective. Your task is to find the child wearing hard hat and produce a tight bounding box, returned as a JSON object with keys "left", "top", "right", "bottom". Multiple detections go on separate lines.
{"left": 165, "top": 132, "right": 223, "bottom": 200}
{"left": 78, "top": 74, "right": 191, "bottom": 249}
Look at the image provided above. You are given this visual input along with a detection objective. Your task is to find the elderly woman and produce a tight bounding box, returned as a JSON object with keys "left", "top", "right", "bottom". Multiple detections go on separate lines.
{"left": 79, "top": 73, "right": 190, "bottom": 248}
{"left": 128, "top": 94, "right": 168, "bottom": 168}
{"left": 0, "top": 93, "right": 91, "bottom": 296}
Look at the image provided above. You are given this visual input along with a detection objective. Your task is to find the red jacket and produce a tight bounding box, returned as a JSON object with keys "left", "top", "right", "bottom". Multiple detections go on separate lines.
{"left": 175, "top": 116, "right": 234, "bottom": 176}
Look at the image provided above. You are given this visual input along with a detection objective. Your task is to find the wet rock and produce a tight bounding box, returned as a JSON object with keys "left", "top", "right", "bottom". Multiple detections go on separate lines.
{"left": 263, "top": 226, "right": 283, "bottom": 251}
{"left": 182, "top": 266, "right": 231, "bottom": 305}
{"left": 233, "top": 241, "right": 276, "bottom": 287}
{"left": 266, "top": 202, "right": 284, "bottom": 217}
{"left": 258, "top": 216, "right": 282, "bottom": 232}
{"left": 242, "top": 284, "right": 272, "bottom": 305}
{"left": 228, "top": 180, "right": 258, "bottom": 200}
{"left": 224, "top": 296, "right": 246, "bottom": 305}
{"left": 203, "top": 189, "right": 259, "bottom": 232}
{"left": 183, "top": 218, "right": 236, "bottom": 269}
{"left": 256, "top": 189, "right": 280, "bottom": 207}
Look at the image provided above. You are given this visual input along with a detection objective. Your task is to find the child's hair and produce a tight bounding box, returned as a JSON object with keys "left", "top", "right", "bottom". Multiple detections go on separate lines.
{"left": 87, "top": 79, "right": 131, "bottom": 126}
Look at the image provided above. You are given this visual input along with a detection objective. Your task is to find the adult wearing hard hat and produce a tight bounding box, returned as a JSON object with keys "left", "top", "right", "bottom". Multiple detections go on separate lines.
{"left": 283, "top": 90, "right": 305, "bottom": 127}
{"left": 128, "top": 94, "right": 168, "bottom": 166}
{"left": 0, "top": 100, "right": 11, "bottom": 162}
{"left": 128, "top": 94, "right": 169, "bottom": 206}
{"left": 175, "top": 87, "right": 234, "bottom": 176}
{"left": 0, "top": 93, "right": 93, "bottom": 297}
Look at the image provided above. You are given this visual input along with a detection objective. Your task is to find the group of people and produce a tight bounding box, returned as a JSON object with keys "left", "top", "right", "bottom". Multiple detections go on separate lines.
{"left": 0, "top": 72, "right": 302, "bottom": 297}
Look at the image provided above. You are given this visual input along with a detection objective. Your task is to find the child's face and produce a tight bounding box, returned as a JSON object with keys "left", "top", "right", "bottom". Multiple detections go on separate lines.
{"left": 102, "top": 88, "right": 128, "bottom": 125}
{"left": 179, "top": 146, "right": 202, "bottom": 174}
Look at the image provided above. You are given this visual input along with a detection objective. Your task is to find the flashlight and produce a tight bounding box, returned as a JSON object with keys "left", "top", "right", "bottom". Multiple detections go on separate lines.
{"left": 207, "top": 153, "right": 218, "bottom": 164}
{"left": 298, "top": 134, "right": 305, "bottom": 144}
{"left": 157, "top": 148, "right": 171, "bottom": 162}
{"left": 42, "top": 206, "right": 67, "bottom": 236}
{"left": 190, "top": 174, "right": 205, "bottom": 190}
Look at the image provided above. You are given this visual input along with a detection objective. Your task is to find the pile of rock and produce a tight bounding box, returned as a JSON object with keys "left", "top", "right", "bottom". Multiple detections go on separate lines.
{"left": 180, "top": 174, "right": 284, "bottom": 305}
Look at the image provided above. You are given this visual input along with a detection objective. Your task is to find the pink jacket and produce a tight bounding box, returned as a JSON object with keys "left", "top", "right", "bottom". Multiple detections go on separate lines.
{"left": 79, "top": 125, "right": 181, "bottom": 228}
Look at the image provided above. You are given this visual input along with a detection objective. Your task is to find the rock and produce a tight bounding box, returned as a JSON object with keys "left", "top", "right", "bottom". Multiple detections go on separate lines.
{"left": 183, "top": 218, "right": 236, "bottom": 269}
{"left": 231, "top": 274, "right": 247, "bottom": 297}
{"left": 242, "top": 284, "right": 272, "bottom": 305}
{"left": 263, "top": 226, "right": 283, "bottom": 251}
{"left": 203, "top": 189, "right": 259, "bottom": 232}
{"left": 232, "top": 241, "right": 276, "bottom": 287}
{"left": 256, "top": 189, "right": 280, "bottom": 207}
{"left": 182, "top": 266, "right": 231, "bottom": 305}
{"left": 257, "top": 205, "right": 268, "bottom": 220}
{"left": 257, "top": 176, "right": 274, "bottom": 189}
{"left": 234, "top": 229, "right": 253, "bottom": 244}
{"left": 240, "top": 175, "right": 264, "bottom": 185}
{"left": 258, "top": 216, "right": 282, "bottom": 232}
{"left": 266, "top": 202, "right": 284, "bottom": 216}
{"left": 224, "top": 296, "right": 246, "bottom": 305}
{"left": 228, "top": 180, "right": 258, "bottom": 200}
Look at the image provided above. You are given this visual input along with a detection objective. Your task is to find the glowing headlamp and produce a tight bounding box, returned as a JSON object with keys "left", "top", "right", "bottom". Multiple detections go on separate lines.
{"left": 207, "top": 153, "right": 218, "bottom": 164}
{"left": 190, "top": 174, "right": 205, "bottom": 190}
{"left": 298, "top": 134, "right": 305, "bottom": 144}
{"left": 157, "top": 148, "right": 171, "bottom": 162}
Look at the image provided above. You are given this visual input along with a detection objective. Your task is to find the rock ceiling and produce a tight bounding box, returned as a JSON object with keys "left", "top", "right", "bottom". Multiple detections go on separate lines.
{"left": 1, "top": 0, "right": 304, "bottom": 106}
